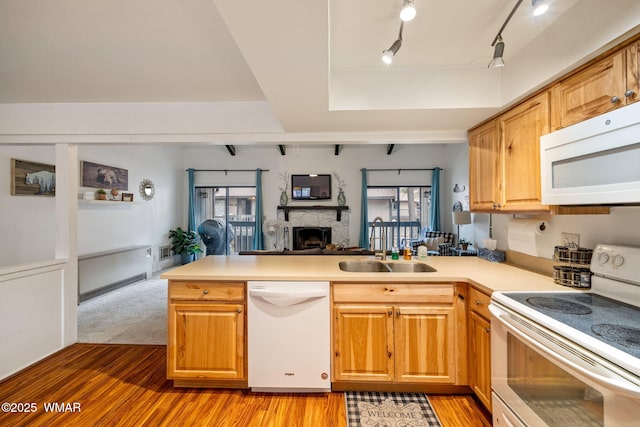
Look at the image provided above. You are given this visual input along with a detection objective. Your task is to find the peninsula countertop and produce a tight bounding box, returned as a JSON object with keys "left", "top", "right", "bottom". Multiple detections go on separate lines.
{"left": 161, "top": 254, "right": 571, "bottom": 295}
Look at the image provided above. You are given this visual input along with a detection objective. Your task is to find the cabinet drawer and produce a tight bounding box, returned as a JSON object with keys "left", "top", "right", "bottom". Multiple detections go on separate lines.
{"left": 469, "top": 286, "right": 491, "bottom": 319}
{"left": 332, "top": 283, "right": 453, "bottom": 304}
{"left": 169, "top": 281, "right": 245, "bottom": 302}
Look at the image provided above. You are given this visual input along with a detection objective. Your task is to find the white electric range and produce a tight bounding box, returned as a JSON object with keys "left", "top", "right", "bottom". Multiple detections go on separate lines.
{"left": 490, "top": 244, "right": 640, "bottom": 427}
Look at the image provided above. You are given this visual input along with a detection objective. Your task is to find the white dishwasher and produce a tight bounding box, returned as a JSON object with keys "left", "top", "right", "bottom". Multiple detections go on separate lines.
{"left": 247, "top": 281, "right": 330, "bottom": 392}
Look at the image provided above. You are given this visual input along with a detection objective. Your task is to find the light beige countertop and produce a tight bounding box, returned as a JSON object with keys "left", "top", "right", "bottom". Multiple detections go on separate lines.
{"left": 161, "top": 254, "right": 573, "bottom": 295}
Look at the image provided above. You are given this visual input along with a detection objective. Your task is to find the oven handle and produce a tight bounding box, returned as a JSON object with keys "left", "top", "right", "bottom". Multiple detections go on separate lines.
{"left": 489, "top": 304, "right": 640, "bottom": 400}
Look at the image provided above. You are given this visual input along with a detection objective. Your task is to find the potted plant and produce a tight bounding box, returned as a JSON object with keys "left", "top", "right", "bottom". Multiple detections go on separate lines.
{"left": 169, "top": 227, "right": 203, "bottom": 264}
{"left": 96, "top": 188, "right": 107, "bottom": 200}
{"left": 459, "top": 238, "right": 471, "bottom": 251}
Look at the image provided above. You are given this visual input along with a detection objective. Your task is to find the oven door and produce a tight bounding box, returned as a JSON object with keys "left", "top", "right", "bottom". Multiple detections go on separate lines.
{"left": 489, "top": 303, "right": 640, "bottom": 427}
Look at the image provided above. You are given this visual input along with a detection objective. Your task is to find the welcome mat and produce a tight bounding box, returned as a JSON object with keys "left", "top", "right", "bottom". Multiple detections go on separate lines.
{"left": 345, "top": 391, "right": 442, "bottom": 427}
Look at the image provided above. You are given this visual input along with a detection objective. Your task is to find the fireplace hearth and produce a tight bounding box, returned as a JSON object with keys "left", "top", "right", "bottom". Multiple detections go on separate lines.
{"left": 293, "top": 227, "right": 331, "bottom": 250}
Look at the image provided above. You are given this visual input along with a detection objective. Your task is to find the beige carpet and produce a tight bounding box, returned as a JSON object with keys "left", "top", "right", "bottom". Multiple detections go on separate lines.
{"left": 78, "top": 276, "right": 167, "bottom": 345}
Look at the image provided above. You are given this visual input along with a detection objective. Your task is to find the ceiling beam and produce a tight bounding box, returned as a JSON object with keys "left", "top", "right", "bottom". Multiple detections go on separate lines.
{"left": 386, "top": 144, "right": 395, "bottom": 155}
{"left": 278, "top": 145, "right": 286, "bottom": 156}
{"left": 225, "top": 145, "right": 236, "bottom": 156}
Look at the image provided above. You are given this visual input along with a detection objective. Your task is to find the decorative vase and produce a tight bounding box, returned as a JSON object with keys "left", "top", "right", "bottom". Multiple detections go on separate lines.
{"left": 337, "top": 189, "right": 346, "bottom": 206}
{"left": 280, "top": 190, "right": 288, "bottom": 206}
{"left": 96, "top": 193, "right": 106, "bottom": 200}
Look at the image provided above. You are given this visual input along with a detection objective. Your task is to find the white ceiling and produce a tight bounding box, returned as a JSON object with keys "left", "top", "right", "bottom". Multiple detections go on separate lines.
{"left": 1, "top": 0, "right": 639, "bottom": 141}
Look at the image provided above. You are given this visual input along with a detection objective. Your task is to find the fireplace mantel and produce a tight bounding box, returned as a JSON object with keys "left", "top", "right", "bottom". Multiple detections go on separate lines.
{"left": 277, "top": 205, "right": 349, "bottom": 221}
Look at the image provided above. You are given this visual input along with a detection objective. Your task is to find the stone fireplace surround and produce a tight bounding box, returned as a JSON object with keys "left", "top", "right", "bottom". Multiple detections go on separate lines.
{"left": 275, "top": 207, "right": 349, "bottom": 251}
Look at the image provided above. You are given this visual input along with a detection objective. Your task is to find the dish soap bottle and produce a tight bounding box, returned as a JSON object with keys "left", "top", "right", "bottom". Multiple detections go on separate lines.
{"left": 391, "top": 245, "right": 399, "bottom": 260}
{"left": 403, "top": 243, "right": 412, "bottom": 260}
{"left": 417, "top": 245, "right": 427, "bottom": 261}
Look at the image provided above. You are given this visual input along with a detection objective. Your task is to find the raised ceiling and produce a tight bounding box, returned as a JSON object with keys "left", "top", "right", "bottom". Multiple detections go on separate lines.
{"left": 1, "top": 0, "right": 639, "bottom": 143}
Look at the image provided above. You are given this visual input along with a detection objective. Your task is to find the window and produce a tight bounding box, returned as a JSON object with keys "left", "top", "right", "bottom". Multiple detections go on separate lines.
{"left": 195, "top": 186, "right": 256, "bottom": 255}
{"left": 366, "top": 186, "right": 431, "bottom": 249}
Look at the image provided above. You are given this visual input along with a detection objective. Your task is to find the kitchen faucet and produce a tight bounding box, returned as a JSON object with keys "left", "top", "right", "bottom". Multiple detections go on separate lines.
{"left": 370, "top": 217, "right": 387, "bottom": 260}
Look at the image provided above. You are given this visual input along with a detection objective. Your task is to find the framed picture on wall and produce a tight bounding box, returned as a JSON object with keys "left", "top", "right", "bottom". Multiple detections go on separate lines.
{"left": 80, "top": 161, "right": 128, "bottom": 190}
{"left": 122, "top": 193, "right": 134, "bottom": 202}
{"left": 11, "top": 158, "right": 56, "bottom": 196}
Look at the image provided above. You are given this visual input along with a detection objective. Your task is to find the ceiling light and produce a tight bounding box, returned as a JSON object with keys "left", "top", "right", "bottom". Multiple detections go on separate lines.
{"left": 400, "top": 0, "right": 417, "bottom": 22}
{"left": 382, "top": 39, "right": 402, "bottom": 65}
{"left": 532, "top": 0, "right": 549, "bottom": 16}
{"left": 488, "top": 36, "right": 505, "bottom": 68}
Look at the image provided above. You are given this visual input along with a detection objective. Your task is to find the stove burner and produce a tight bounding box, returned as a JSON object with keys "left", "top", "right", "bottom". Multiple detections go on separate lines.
{"left": 591, "top": 324, "right": 640, "bottom": 349}
{"left": 526, "top": 296, "right": 593, "bottom": 315}
{"left": 572, "top": 294, "right": 621, "bottom": 308}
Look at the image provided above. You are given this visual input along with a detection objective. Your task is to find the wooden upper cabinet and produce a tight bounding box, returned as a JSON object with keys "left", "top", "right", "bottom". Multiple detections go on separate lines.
{"left": 551, "top": 42, "right": 640, "bottom": 130}
{"left": 469, "top": 92, "right": 550, "bottom": 213}
{"left": 468, "top": 120, "right": 500, "bottom": 211}
{"left": 626, "top": 41, "right": 640, "bottom": 105}
{"left": 499, "top": 91, "right": 550, "bottom": 211}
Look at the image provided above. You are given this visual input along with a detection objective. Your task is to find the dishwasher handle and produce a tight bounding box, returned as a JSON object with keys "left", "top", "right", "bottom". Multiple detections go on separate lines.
{"left": 249, "top": 287, "right": 328, "bottom": 307}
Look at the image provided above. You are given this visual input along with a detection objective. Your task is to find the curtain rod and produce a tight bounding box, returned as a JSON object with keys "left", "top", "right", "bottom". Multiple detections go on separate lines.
{"left": 185, "top": 168, "right": 269, "bottom": 172}
{"left": 362, "top": 167, "right": 442, "bottom": 173}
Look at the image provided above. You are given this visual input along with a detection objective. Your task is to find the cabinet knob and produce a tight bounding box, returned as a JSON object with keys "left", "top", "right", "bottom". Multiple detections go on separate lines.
{"left": 202, "top": 289, "right": 209, "bottom": 295}
{"left": 388, "top": 310, "right": 393, "bottom": 316}
{"left": 237, "top": 308, "right": 242, "bottom": 313}
{"left": 625, "top": 89, "right": 635, "bottom": 98}
{"left": 485, "top": 328, "right": 491, "bottom": 333}
{"left": 396, "top": 310, "right": 400, "bottom": 317}
{"left": 610, "top": 95, "right": 620, "bottom": 104}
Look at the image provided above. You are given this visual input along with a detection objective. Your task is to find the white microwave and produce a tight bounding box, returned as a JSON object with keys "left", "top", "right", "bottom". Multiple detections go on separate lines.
{"left": 540, "top": 102, "right": 640, "bottom": 205}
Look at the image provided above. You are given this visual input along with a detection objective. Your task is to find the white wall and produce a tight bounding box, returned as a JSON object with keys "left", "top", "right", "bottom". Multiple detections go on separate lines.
{"left": 77, "top": 145, "right": 185, "bottom": 272}
{"left": 0, "top": 145, "right": 57, "bottom": 266}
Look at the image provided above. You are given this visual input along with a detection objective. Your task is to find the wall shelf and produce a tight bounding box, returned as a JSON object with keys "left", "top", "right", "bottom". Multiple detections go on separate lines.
{"left": 277, "top": 205, "right": 349, "bottom": 221}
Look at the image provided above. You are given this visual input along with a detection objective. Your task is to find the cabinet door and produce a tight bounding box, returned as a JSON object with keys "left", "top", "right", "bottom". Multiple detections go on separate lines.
{"left": 499, "top": 92, "right": 550, "bottom": 212}
{"left": 468, "top": 311, "right": 492, "bottom": 411}
{"left": 333, "top": 305, "right": 394, "bottom": 382}
{"left": 626, "top": 42, "right": 640, "bottom": 105}
{"left": 550, "top": 51, "right": 626, "bottom": 130}
{"left": 394, "top": 306, "right": 456, "bottom": 384}
{"left": 168, "top": 303, "right": 245, "bottom": 380}
{"left": 468, "top": 120, "right": 501, "bottom": 211}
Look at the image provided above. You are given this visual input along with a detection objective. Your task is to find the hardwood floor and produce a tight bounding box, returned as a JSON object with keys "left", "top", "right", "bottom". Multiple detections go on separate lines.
{"left": 0, "top": 344, "right": 491, "bottom": 426}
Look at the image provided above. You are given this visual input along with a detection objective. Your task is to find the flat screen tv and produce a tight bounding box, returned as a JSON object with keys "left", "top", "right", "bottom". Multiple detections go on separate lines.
{"left": 291, "top": 174, "right": 331, "bottom": 200}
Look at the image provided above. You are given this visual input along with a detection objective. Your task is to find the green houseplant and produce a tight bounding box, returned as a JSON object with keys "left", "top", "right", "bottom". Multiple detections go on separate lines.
{"left": 95, "top": 188, "right": 107, "bottom": 200}
{"left": 169, "top": 227, "right": 203, "bottom": 264}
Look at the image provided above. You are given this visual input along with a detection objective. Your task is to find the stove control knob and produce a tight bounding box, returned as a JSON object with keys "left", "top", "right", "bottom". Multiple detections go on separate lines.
{"left": 612, "top": 255, "right": 625, "bottom": 268}
{"left": 597, "top": 252, "right": 610, "bottom": 265}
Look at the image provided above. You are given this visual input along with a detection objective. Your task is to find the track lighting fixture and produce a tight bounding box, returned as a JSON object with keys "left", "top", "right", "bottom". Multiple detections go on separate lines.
{"left": 381, "top": 23, "right": 404, "bottom": 65}
{"left": 487, "top": 0, "right": 524, "bottom": 69}
{"left": 400, "top": 0, "right": 417, "bottom": 22}
{"left": 488, "top": 35, "right": 505, "bottom": 68}
{"left": 532, "top": 0, "right": 549, "bottom": 16}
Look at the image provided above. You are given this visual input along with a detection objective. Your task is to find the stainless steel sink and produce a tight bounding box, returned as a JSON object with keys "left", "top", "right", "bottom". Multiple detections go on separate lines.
{"left": 338, "top": 260, "right": 391, "bottom": 272}
{"left": 338, "top": 260, "right": 436, "bottom": 273}
{"left": 385, "top": 262, "right": 437, "bottom": 272}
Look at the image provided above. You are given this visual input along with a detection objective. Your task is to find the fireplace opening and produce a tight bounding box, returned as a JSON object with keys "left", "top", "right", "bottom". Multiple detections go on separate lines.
{"left": 293, "top": 227, "right": 331, "bottom": 250}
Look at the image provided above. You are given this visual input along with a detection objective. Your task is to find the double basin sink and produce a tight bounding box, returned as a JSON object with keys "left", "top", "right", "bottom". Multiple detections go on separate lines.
{"left": 338, "top": 260, "right": 436, "bottom": 273}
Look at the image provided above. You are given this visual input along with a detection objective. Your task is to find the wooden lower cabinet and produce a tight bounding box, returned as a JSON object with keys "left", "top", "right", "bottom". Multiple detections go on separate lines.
{"left": 167, "top": 281, "right": 246, "bottom": 386}
{"left": 467, "top": 287, "right": 492, "bottom": 411}
{"left": 332, "top": 283, "right": 460, "bottom": 386}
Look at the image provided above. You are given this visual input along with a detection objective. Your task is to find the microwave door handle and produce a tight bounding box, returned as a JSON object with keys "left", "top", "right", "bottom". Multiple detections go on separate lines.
{"left": 489, "top": 304, "right": 640, "bottom": 400}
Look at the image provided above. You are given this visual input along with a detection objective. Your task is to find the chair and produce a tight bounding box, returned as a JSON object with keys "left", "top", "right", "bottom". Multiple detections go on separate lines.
{"left": 407, "top": 230, "right": 455, "bottom": 256}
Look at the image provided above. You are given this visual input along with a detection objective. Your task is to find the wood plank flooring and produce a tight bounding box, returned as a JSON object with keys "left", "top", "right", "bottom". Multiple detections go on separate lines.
{"left": 0, "top": 344, "right": 491, "bottom": 427}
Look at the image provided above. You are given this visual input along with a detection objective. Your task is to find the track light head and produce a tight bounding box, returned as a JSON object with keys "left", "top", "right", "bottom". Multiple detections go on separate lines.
{"left": 400, "top": 0, "right": 417, "bottom": 22}
{"left": 532, "top": 0, "right": 549, "bottom": 16}
{"left": 488, "top": 36, "right": 505, "bottom": 68}
{"left": 382, "top": 39, "right": 402, "bottom": 65}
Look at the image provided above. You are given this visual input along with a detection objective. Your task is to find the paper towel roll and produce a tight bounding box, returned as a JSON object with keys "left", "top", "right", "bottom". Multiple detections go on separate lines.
{"left": 507, "top": 219, "right": 547, "bottom": 257}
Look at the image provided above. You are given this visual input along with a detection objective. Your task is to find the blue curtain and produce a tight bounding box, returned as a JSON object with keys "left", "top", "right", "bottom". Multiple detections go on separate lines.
{"left": 358, "top": 168, "right": 369, "bottom": 248}
{"left": 429, "top": 167, "right": 441, "bottom": 231}
{"left": 187, "top": 168, "right": 196, "bottom": 233}
{"left": 252, "top": 168, "right": 265, "bottom": 250}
